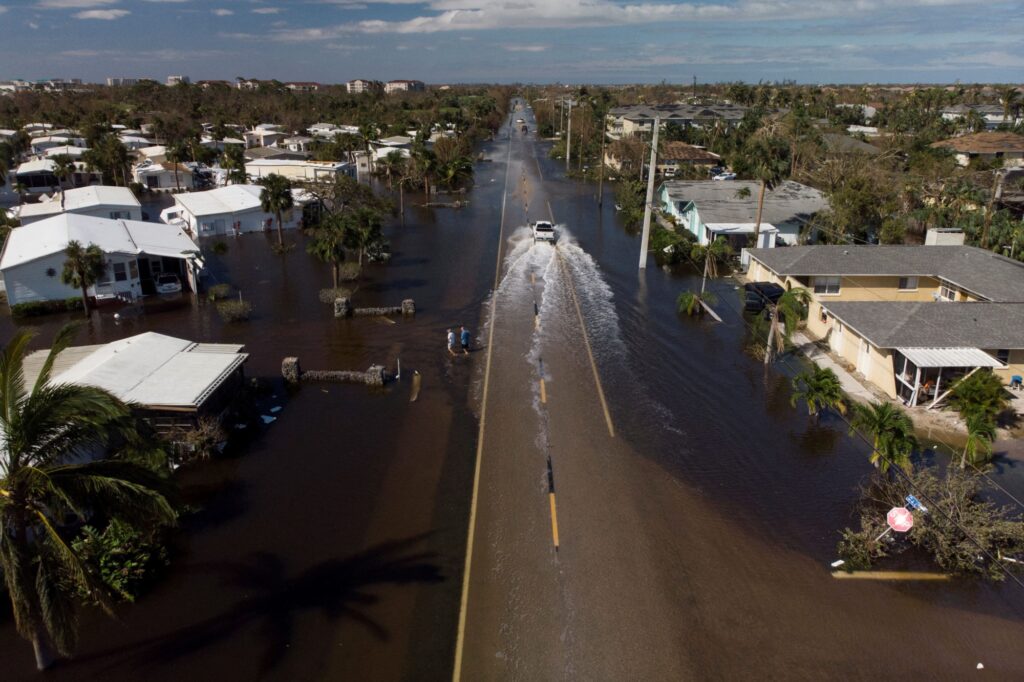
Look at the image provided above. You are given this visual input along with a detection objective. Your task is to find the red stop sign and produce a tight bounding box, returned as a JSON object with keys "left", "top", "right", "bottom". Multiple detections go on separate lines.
{"left": 887, "top": 506, "right": 914, "bottom": 533}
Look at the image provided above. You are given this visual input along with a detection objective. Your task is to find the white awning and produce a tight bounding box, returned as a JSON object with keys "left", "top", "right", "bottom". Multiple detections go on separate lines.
{"left": 897, "top": 347, "right": 1003, "bottom": 369}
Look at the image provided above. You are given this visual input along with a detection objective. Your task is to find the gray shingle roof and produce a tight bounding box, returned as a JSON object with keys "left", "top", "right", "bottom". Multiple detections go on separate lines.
{"left": 822, "top": 301, "right": 1024, "bottom": 349}
{"left": 662, "top": 180, "right": 829, "bottom": 225}
{"left": 748, "top": 245, "right": 1024, "bottom": 302}
{"left": 609, "top": 103, "right": 747, "bottom": 122}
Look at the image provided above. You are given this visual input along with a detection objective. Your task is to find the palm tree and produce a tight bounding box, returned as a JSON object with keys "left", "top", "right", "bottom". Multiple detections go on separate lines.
{"left": 790, "top": 366, "right": 846, "bottom": 420}
{"left": 741, "top": 135, "right": 789, "bottom": 247}
{"left": 307, "top": 216, "right": 346, "bottom": 288}
{"left": 961, "top": 414, "right": 997, "bottom": 469}
{"left": 677, "top": 289, "right": 718, "bottom": 316}
{"left": 850, "top": 401, "right": 918, "bottom": 474}
{"left": 358, "top": 122, "right": 377, "bottom": 173}
{"left": 411, "top": 145, "right": 436, "bottom": 199}
{"left": 376, "top": 150, "right": 406, "bottom": 190}
{"left": 764, "top": 286, "right": 810, "bottom": 364}
{"left": 258, "top": 173, "right": 294, "bottom": 248}
{"left": 50, "top": 154, "right": 77, "bottom": 210}
{"left": 221, "top": 145, "right": 247, "bottom": 185}
{"left": 61, "top": 241, "right": 107, "bottom": 316}
{"left": 999, "top": 86, "right": 1021, "bottom": 124}
{"left": 0, "top": 325, "right": 176, "bottom": 670}
{"left": 164, "top": 142, "right": 186, "bottom": 192}
{"left": 342, "top": 207, "right": 384, "bottom": 267}
{"left": 439, "top": 155, "right": 474, "bottom": 190}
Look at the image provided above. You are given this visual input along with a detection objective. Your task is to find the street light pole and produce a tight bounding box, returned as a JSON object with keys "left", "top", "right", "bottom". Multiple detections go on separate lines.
{"left": 638, "top": 116, "right": 660, "bottom": 270}
{"left": 597, "top": 133, "right": 606, "bottom": 206}
{"left": 565, "top": 99, "right": 573, "bottom": 172}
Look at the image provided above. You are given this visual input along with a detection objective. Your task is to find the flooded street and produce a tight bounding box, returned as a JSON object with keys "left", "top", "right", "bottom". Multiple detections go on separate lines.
{"left": 2, "top": 103, "right": 1024, "bottom": 680}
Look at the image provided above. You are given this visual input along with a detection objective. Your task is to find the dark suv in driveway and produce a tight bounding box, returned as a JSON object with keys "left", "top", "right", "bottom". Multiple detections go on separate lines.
{"left": 743, "top": 281, "right": 785, "bottom": 312}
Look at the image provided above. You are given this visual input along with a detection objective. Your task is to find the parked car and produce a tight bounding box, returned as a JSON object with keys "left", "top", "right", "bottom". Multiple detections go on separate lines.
{"left": 743, "top": 281, "right": 785, "bottom": 312}
{"left": 713, "top": 172, "right": 737, "bottom": 181}
{"left": 155, "top": 273, "right": 182, "bottom": 294}
{"left": 709, "top": 165, "right": 725, "bottom": 176}
{"left": 532, "top": 220, "right": 556, "bottom": 242}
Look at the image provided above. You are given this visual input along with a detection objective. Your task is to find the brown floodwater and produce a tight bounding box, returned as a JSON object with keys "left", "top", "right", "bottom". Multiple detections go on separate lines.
{"left": 1, "top": 103, "right": 1023, "bottom": 679}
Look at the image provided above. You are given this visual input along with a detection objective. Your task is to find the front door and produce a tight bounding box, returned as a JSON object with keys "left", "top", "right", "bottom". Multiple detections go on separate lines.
{"left": 857, "top": 338, "right": 870, "bottom": 375}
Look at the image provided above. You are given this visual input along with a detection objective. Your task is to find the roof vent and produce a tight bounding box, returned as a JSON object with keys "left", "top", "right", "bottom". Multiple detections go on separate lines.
{"left": 843, "top": 249, "right": 849, "bottom": 255}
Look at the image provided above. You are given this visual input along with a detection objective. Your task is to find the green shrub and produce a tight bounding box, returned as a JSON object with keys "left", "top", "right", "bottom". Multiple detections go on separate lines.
{"left": 10, "top": 297, "right": 83, "bottom": 317}
{"left": 319, "top": 287, "right": 353, "bottom": 304}
{"left": 206, "top": 283, "right": 233, "bottom": 301}
{"left": 949, "top": 370, "right": 1009, "bottom": 423}
{"left": 338, "top": 262, "right": 362, "bottom": 282}
{"left": 210, "top": 240, "right": 229, "bottom": 256}
{"left": 71, "top": 519, "right": 169, "bottom": 603}
{"left": 216, "top": 299, "right": 253, "bottom": 322}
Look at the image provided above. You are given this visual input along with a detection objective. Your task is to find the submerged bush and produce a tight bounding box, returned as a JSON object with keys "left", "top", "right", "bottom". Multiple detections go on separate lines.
{"left": 216, "top": 299, "right": 253, "bottom": 322}
{"left": 206, "top": 283, "right": 233, "bottom": 301}
{"left": 338, "top": 262, "right": 361, "bottom": 282}
{"left": 11, "top": 297, "right": 83, "bottom": 317}
{"left": 319, "top": 287, "right": 353, "bottom": 304}
{"left": 72, "top": 520, "right": 169, "bottom": 603}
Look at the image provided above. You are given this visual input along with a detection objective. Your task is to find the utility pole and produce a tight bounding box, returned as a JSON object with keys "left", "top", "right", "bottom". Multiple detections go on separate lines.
{"left": 693, "top": 75, "right": 697, "bottom": 102}
{"left": 638, "top": 116, "right": 660, "bottom": 270}
{"left": 597, "top": 134, "right": 606, "bottom": 206}
{"left": 565, "top": 98, "right": 573, "bottom": 172}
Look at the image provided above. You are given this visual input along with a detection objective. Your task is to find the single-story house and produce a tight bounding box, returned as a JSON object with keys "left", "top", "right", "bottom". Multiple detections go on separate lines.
{"left": 745, "top": 241, "right": 1024, "bottom": 398}
{"left": 17, "top": 185, "right": 142, "bottom": 225}
{"left": 244, "top": 128, "right": 287, "bottom": 149}
{"left": 43, "top": 145, "right": 89, "bottom": 160}
{"left": 940, "top": 104, "right": 1021, "bottom": 130}
{"left": 134, "top": 161, "right": 195, "bottom": 190}
{"left": 30, "top": 136, "right": 86, "bottom": 155}
{"left": 283, "top": 136, "right": 315, "bottom": 153}
{"left": 604, "top": 141, "right": 719, "bottom": 175}
{"left": 22, "top": 332, "right": 248, "bottom": 429}
{"left": 659, "top": 179, "right": 829, "bottom": 250}
{"left": 15, "top": 159, "right": 101, "bottom": 194}
{"left": 160, "top": 184, "right": 310, "bottom": 236}
{"left": 245, "top": 158, "right": 355, "bottom": 183}
{"left": 135, "top": 145, "right": 167, "bottom": 163}
{"left": 243, "top": 146, "right": 310, "bottom": 162}
{"left": 118, "top": 135, "right": 153, "bottom": 150}
{"left": 0, "top": 213, "right": 202, "bottom": 305}
{"left": 931, "top": 131, "right": 1024, "bottom": 167}
{"left": 822, "top": 133, "right": 881, "bottom": 156}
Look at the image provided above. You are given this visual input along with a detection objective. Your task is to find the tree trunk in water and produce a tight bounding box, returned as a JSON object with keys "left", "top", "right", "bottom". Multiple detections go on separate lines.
{"left": 80, "top": 283, "right": 90, "bottom": 317}
{"left": 32, "top": 626, "right": 55, "bottom": 671}
{"left": 753, "top": 180, "right": 767, "bottom": 247}
{"left": 276, "top": 213, "right": 284, "bottom": 248}
{"left": 174, "top": 168, "right": 180, "bottom": 192}
{"left": 332, "top": 263, "right": 339, "bottom": 289}
{"left": 764, "top": 315, "right": 776, "bottom": 365}
{"left": 399, "top": 185, "right": 404, "bottom": 224}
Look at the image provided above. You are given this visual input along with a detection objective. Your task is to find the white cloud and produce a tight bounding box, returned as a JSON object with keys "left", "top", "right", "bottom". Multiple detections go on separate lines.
{"left": 273, "top": 0, "right": 981, "bottom": 39}
{"left": 503, "top": 44, "right": 547, "bottom": 52}
{"left": 74, "top": 8, "right": 129, "bottom": 19}
{"left": 212, "top": 8, "right": 233, "bottom": 15}
{"left": 252, "top": 7, "right": 281, "bottom": 14}
{"left": 38, "top": 0, "right": 118, "bottom": 8}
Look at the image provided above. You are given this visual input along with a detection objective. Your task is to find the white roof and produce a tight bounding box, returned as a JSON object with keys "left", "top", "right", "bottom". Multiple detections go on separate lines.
{"left": 119, "top": 135, "right": 151, "bottom": 144}
{"left": 16, "top": 158, "right": 56, "bottom": 174}
{"left": 171, "top": 184, "right": 310, "bottom": 217}
{"left": 897, "top": 347, "right": 1004, "bottom": 369}
{"left": 32, "top": 136, "right": 77, "bottom": 145}
{"left": 378, "top": 135, "right": 412, "bottom": 147}
{"left": 17, "top": 185, "right": 140, "bottom": 219}
{"left": 43, "top": 145, "right": 89, "bottom": 158}
{"left": 246, "top": 158, "right": 349, "bottom": 170}
{"left": 704, "top": 222, "right": 779, "bottom": 235}
{"left": 137, "top": 145, "right": 167, "bottom": 157}
{"left": 0, "top": 213, "right": 199, "bottom": 270}
{"left": 51, "top": 332, "right": 248, "bottom": 410}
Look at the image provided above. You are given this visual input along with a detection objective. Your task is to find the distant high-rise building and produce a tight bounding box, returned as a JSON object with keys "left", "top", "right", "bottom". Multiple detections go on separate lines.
{"left": 107, "top": 77, "right": 140, "bottom": 87}
{"left": 166, "top": 75, "right": 191, "bottom": 86}
{"left": 384, "top": 80, "right": 425, "bottom": 94}
{"left": 346, "top": 79, "right": 383, "bottom": 95}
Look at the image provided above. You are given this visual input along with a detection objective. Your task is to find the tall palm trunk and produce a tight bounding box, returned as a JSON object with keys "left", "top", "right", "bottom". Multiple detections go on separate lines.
{"left": 332, "top": 263, "right": 339, "bottom": 289}
{"left": 79, "top": 281, "right": 90, "bottom": 317}
{"left": 764, "top": 312, "right": 776, "bottom": 366}
{"left": 173, "top": 166, "right": 180, "bottom": 192}
{"left": 32, "top": 625, "right": 55, "bottom": 671}
{"left": 276, "top": 211, "right": 284, "bottom": 247}
{"left": 753, "top": 179, "right": 767, "bottom": 247}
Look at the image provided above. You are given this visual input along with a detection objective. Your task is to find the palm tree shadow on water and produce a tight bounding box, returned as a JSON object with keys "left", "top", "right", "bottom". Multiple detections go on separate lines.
{"left": 68, "top": 534, "right": 444, "bottom": 676}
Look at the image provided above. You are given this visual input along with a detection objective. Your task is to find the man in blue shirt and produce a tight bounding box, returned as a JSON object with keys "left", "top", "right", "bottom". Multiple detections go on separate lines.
{"left": 460, "top": 326, "right": 471, "bottom": 354}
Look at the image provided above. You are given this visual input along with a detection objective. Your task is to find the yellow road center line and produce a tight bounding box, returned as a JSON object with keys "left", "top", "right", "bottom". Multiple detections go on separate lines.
{"left": 539, "top": 377, "right": 547, "bottom": 404}
{"left": 556, "top": 251, "right": 615, "bottom": 438}
{"left": 831, "top": 571, "right": 951, "bottom": 581}
{"left": 549, "top": 492, "right": 560, "bottom": 548}
{"left": 452, "top": 124, "right": 513, "bottom": 682}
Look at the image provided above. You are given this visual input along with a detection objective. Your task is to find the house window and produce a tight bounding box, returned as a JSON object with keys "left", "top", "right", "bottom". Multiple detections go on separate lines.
{"left": 939, "top": 284, "right": 956, "bottom": 301}
{"left": 109, "top": 210, "right": 130, "bottom": 220}
{"left": 898, "top": 276, "right": 918, "bottom": 291}
{"left": 150, "top": 259, "right": 163, "bottom": 274}
{"left": 128, "top": 260, "right": 139, "bottom": 279}
{"left": 113, "top": 262, "right": 127, "bottom": 282}
{"left": 812, "top": 276, "right": 841, "bottom": 295}
{"left": 996, "top": 349, "right": 1010, "bottom": 365}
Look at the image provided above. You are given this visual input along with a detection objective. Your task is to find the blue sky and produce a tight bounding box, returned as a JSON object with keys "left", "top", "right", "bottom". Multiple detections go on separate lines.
{"left": 1, "top": 1, "right": 1022, "bottom": 84}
